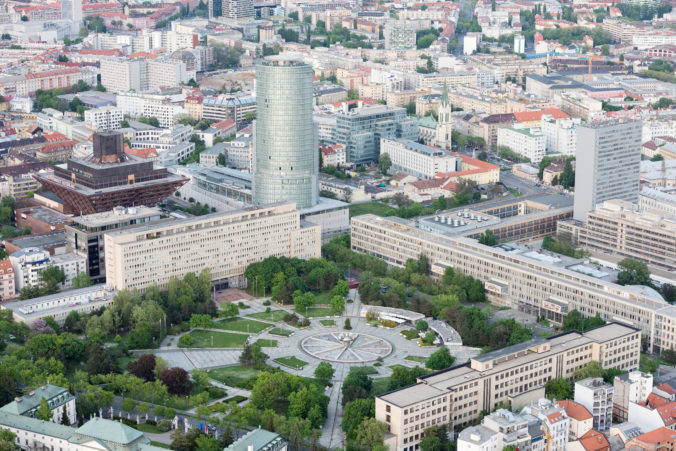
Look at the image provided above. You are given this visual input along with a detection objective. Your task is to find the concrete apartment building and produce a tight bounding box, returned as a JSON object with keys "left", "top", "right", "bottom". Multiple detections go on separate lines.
{"left": 540, "top": 115, "right": 581, "bottom": 156}
{"left": 116, "top": 92, "right": 188, "bottom": 128}
{"left": 639, "top": 187, "right": 676, "bottom": 216}
{"left": 65, "top": 206, "right": 163, "bottom": 284}
{"left": 496, "top": 126, "right": 545, "bottom": 163}
{"left": 574, "top": 378, "right": 614, "bottom": 433}
{"left": 385, "top": 21, "right": 416, "bottom": 50}
{"left": 350, "top": 214, "right": 676, "bottom": 353}
{"left": 84, "top": 106, "right": 123, "bottom": 131}
{"left": 573, "top": 119, "right": 642, "bottom": 221}
{"left": 558, "top": 200, "right": 676, "bottom": 272}
{"left": 380, "top": 138, "right": 460, "bottom": 180}
{"left": 100, "top": 58, "right": 192, "bottom": 93}
{"left": 376, "top": 323, "right": 640, "bottom": 451}
{"left": 104, "top": 202, "right": 321, "bottom": 291}
{"left": 612, "top": 371, "right": 653, "bottom": 423}
{"left": 2, "top": 285, "right": 116, "bottom": 325}
{"left": 0, "top": 259, "right": 15, "bottom": 300}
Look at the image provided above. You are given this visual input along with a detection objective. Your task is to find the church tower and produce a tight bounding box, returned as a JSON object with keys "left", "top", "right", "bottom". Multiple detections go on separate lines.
{"left": 434, "top": 82, "right": 453, "bottom": 150}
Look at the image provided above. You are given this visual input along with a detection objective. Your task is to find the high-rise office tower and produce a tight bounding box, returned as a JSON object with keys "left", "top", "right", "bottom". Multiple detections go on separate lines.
{"left": 223, "top": 0, "right": 254, "bottom": 19}
{"left": 573, "top": 119, "right": 642, "bottom": 221}
{"left": 208, "top": 0, "right": 222, "bottom": 18}
{"left": 62, "top": 0, "right": 82, "bottom": 29}
{"left": 253, "top": 56, "right": 318, "bottom": 209}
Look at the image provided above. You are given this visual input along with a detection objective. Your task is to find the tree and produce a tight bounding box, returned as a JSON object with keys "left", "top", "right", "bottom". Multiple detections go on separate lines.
{"left": 342, "top": 398, "right": 375, "bottom": 440}
{"left": 128, "top": 354, "right": 156, "bottom": 381}
{"left": 41, "top": 266, "right": 66, "bottom": 291}
{"left": 239, "top": 342, "right": 268, "bottom": 367}
{"left": 60, "top": 407, "right": 70, "bottom": 425}
{"left": 36, "top": 397, "right": 52, "bottom": 421}
{"left": 71, "top": 272, "right": 92, "bottom": 289}
{"left": 420, "top": 436, "right": 443, "bottom": 451}
{"left": 217, "top": 153, "right": 227, "bottom": 166}
{"left": 617, "top": 258, "right": 651, "bottom": 286}
{"left": 330, "top": 295, "right": 345, "bottom": 314}
{"left": 195, "top": 435, "right": 222, "bottom": 451}
{"left": 353, "top": 417, "right": 388, "bottom": 451}
{"left": 121, "top": 398, "right": 136, "bottom": 413}
{"left": 342, "top": 368, "right": 372, "bottom": 406}
{"left": 344, "top": 318, "right": 352, "bottom": 330}
{"left": 137, "top": 403, "right": 150, "bottom": 418}
{"left": 426, "top": 347, "right": 455, "bottom": 370}
{"left": 478, "top": 229, "right": 497, "bottom": 246}
{"left": 0, "top": 429, "right": 16, "bottom": 451}
{"left": 573, "top": 361, "right": 604, "bottom": 381}
{"left": 315, "top": 362, "right": 335, "bottom": 384}
{"left": 545, "top": 378, "right": 573, "bottom": 400}
{"left": 378, "top": 153, "right": 392, "bottom": 175}
{"left": 416, "top": 320, "right": 429, "bottom": 332}
{"left": 220, "top": 302, "right": 239, "bottom": 318}
{"left": 160, "top": 367, "right": 193, "bottom": 395}
{"left": 85, "top": 342, "right": 115, "bottom": 375}
{"left": 120, "top": 120, "right": 130, "bottom": 128}
{"left": 388, "top": 366, "right": 428, "bottom": 391}
{"left": 559, "top": 160, "right": 575, "bottom": 188}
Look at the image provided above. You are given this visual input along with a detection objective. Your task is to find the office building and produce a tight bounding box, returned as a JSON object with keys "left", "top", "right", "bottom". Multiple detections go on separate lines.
{"left": 84, "top": 106, "right": 123, "bottom": 131}
{"left": 0, "top": 384, "right": 75, "bottom": 426}
{"left": 613, "top": 371, "right": 653, "bottom": 423}
{"left": 514, "top": 34, "right": 525, "bottom": 53}
{"left": 558, "top": 200, "right": 676, "bottom": 272}
{"left": 99, "top": 59, "right": 146, "bottom": 94}
{"left": 201, "top": 95, "right": 256, "bottom": 125}
{"left": 223, "top": 0, "right": 254, "bottom": 19}
{"left": 65, "top": 206, "right": 163, "bottom": 283}
{"left": 1, "top": 285, "right": 116, "bottom": 325}
{"left": 380, "top": 138, "right": 459, "bottom": 180}
{"left": 34, "top": 132, "right": 187, "bottom": 214}
{"left": 104, "top": 202, "right": 321, "bottom": 291}
{"left": 117, "top": 92, "right": 188, "bottom": 129}
{"left": 574, "top": 378, "right": 614, "bottom": 433}
{"left": 573, "top": 120, "right": 642, "bottom": 221}
{"left": 376, "top": 323, "right": 639, "bottom": 451}
{"left": 540, "top": 115, "right": 581, "bottom": 156}
{"left": 99, "top": 58, "right": 192, "bottom": 94}
{"left": 333, "top": 104, "right": 418, "bottom": 165}
{"left": 253, "top": 56, "right": 318, "bottom": 209}
{"left": 209, "top": 0, "right": 222, "bottom": 18}
{"left": 639, "top": 187, "right": 676, "bottom": 216}
{"left": 497, "top": 127, "right": 545, "bottom": 163}
{"left": 9, "top": 248, "right": 51, "bottom": 291}
{"left": 385, "top": 21, "right": 416, "bottom": 50}
{"left": 349, "top": 214, "right": 676, "bottom": 353}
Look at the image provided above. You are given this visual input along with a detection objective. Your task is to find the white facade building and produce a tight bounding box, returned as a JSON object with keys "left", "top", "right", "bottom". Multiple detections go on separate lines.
{"left": 574, "top": 378, "right": 614, "bottom": 433}
{"left": 99, "top": 58, "right": 145, "bottom": 93}
{"left": 50, "top": 253, "right": 87, "bottom": 289}
{"left": 521, "top": 399, "right": 569, "bottom": 451}
{"left": 458, "top": 426, "right": 499, "bottom": 451}
{"left": 541, "top": 115, "right": 581, "bottom": 156}
{"left": 116, "top": 93, "right": 188, "bottom": 128}
{"left": 9, "top": 248, "right": 51, "bottom": 291}
{"left": 497, "top": 126, "right": 546, "bottom": 163}
{"left": 514, "top": 34, "right": 525, "bottom": 53}
{"left": 613, "top": 371, "right": 653, "bottom": 423}
{"left": 381, "top": 138, "right": 459, "bottom": 179}
{"left": 84, "top": 106, "right": 123, "bottom": 131}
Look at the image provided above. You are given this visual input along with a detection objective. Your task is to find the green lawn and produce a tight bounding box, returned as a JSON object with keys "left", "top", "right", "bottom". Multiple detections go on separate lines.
{"left": 223, "top": 395, "right": 247, "bottom": 404}
{"left": 320, "top": 319, "right": 336, "bottom": 327}
{"left": 349, "top": 202, "right": 396, "bottom": 218}
{"left": 209, "top": 365, "right": 265, "bottom": 389}
{"left": 405, "top": 356, "right": 427, "bottom": 363}
{"left": 269, "top": 327, "right": 293, "bottom": 337}
{"left": 401, "top": 330, "right": 419, "bottom": 340}
{"left": 274, "top": 356, "right": 308, "bottom": 369}
{"left": 247, "top": 310, "right": 288, "bottom": 322}
{"left": 301, "top": 307, "right": 334, "bottom": 318}
{"left": 357, "top": 366, "right": 379, "bottom": 375}
{"left": 389, "top": 364, "right": 409, "bottom": 371}
{"left": 135, "top": 423, "right": 162, "bottom": 433}
{"left": 150, "top": 441, "right": 171, "bottom": 449}
{"left": 180, "top": 330, "right": 249, "bottom": 348}
{"left": 256, "top": 339, "right": 278, "bottom": 347}
{"left": 213, "top": 318, "right": 271, "bottom": 334}
{"left": 312, "top": 291, "right": 333, "bottom": 305}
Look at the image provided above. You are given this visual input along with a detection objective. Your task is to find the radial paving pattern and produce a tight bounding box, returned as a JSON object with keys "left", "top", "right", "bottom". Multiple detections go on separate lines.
{"left": 300, "top": 332, "right": 392, "bottom": 363}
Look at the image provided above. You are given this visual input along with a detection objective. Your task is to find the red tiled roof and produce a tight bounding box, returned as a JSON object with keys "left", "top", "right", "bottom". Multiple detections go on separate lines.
{"left": 656, "top": 401, "right": 676, "bottom": 426}
{"left": 557, "top": 400, "right": 592, "bottom": 421}
{"left": 40, "top": 140, "right": 77, "bottom": 152}
{"left": 578, "top": 430, "right": 610, "bottom": 451}
{"left": 410, "top": 178, "right": 446, "bottom": 190}
{"left": 125, "top": 147, "right": 158, "bottom": 159}
{"left": 25, "top": 68, "right": 79, "bottom": 79}
{"left": 513, "top": 108, "right": 569, "bottom": 123}
{"left": 0, "top": 259, "right": 13, "bottom": 273}
{"left": 43, "top": 132, "right": 68, "bottom": 142}
{"left": 211, "top": 119, "right": 235, "bottom": 130}
{"left": 435, "top": 153, "right": 499, "bottom": 178}
{"left": 634, "top": 427, "right": 676, "bottom": 445}
{"left": 79, "top": 49, "right": 121, "bottom": 56}
{"left": 657, "top": 383, "right": 676, "bottom": 396}
{"left": 641, "top": 393, "right": 672, "bottom": 409}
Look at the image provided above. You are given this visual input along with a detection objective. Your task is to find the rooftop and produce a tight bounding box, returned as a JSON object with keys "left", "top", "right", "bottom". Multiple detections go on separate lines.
{"left": 3, "top": 231, "right": 66, "bottom": 251}
{"left": 73, "top": 417, "right": 143, "bottom": 445}
{"left": 556, "top": 400, "right": 592, "bottom": 421}
{"left": 224, "top": 428, "right": 285, "bottom": 451}
{"left": 0, "top": 384, "right": 72, "bottom": 416}
{"left": 71, "top": 206, "right": 161, "bottom": 228}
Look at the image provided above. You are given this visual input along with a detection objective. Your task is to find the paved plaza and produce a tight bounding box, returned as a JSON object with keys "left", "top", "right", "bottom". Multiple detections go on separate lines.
{"left": 152, "top": 290, "right": 481, "bottom": 448}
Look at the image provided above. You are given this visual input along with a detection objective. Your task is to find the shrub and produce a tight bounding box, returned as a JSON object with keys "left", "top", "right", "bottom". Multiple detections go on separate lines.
{"left": 156, "top": 420, "right": 172, "bottom": 432}
{"left": 208, "top": 386, "right": 227, "bottom": 399}
{"left": 381, "top": 320, "right": 397, "bottom": 328}
{"left": 263, "top": 300, "right": 271, "bottom": 306}
{"left": 145, "top": 419, "right": 157, "bottom": 425}
{"left": 178, "top": 334, "right": 193, "bottom": 346}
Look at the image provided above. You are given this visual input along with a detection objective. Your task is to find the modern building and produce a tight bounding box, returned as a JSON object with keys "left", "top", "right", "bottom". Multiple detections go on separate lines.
{"left": 201, "top": 95, "right": 256, "bottom": 125}
{"left": 557, "top": 200, "right": 676, "bottom": 272}
{"left": 224, "top": 428, "right": 287, "bottom": 451}
{"left": 639, "top": 187, "right": 676, "bottom": 216}
{"left": 0, "top": 384, "right": 75, "bottom": 425}
{"left": 375, "top": 323, "right": 639, "bottom": 451}
{"left": 100, "top": 57, "right": 192, "bottom": 93}
{"left": 380, "top": 138, "right": 460, "bottom": 180}
{"left": 332, "top": 104, "right": 418, "bottom": 165}
{"left": 34, "top": 132, "right": 187, "bottom": 214}
{"left": 540, "top": 115, "right": 581, "bottom": 156}
{"left": 349, "top": 214, "right": 676, "bottom": 353}
{"left": 50, "top": 252, "right": 87, "bottom": 289}
{"left": 9, "top": 248, "right": 51, "bottom": 292}
{"left": 65, "top": 206, "right": 163, "bottom": 283}
{"left": 223, "top": 0, "right": 254, "bottom": 19}
{"left": 385, "top": 21, "right": 416, "bottom": 50}
{"left": 0, "top": 260, "right": 15, "bottom": 300}
{"left": 497, "top": 127, "right": 546, "bottom": 163}
{"left": 574, "top": 378, "right": 614, "bottom": 433}
{"left": 1, "top": 285, "right": 116, "bottom": 325}
{"left": 209, "top": 0, "right": 222, "bottom": 18}
{"left": 457, "top": 425, "right": 499, "bottom": 451}
{"left": 612, "top": 371, "right": 653, "bottom": 423}
{"left": 104, "top": 202, "right": 321, "bottom": 291}
{"left": 573, "top": 120, "right": 642, "bottom": 221}
{"left": 514, "top": 34, "right": 525, "bottom": 53}
{"left": 253, "top": 56, "right": 318, "bottom": 209}
{"left": 84, "top": 106, "right": 123, "bottom": 131}
{"left": 116, "top": 92, "right": 188, "bottom": 129}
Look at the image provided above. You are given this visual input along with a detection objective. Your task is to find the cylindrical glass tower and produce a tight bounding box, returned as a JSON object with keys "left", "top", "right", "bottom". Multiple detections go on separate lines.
{"left": 253, "top": 56, "right": 318, "bottom": 209}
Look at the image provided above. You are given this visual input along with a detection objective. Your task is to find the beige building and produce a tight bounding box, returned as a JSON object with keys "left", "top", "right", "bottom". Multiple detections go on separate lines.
{"left": 376, "top": 323, "right": 640, "bottom": 451}
{"left": 104, "top": 202, "right": 321, "bottom": 291}
{"left": 350, "top": 214, "right": 676, "bottom": 354}
{"left": 557, "top": 200, "right": 676, "bottom": 272}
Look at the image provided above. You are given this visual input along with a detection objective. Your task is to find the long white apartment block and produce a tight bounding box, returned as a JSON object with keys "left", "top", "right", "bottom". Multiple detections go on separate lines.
{"left": 116, "top": 92, "right": 188, "bottom": 128}
{"left": 380, "top": 138, "right": 460, "bottom": 180}
{"left": 104, "top": 202, "right": 321, "bottom": 291}
{"left": 84, "top": 106, "right": 123, "bottom": 131}
{"left": 350, "top": 214, "right": 676, "bottom": 354}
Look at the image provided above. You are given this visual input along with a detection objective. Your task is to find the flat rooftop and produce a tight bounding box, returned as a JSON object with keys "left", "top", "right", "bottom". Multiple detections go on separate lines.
{"left": 4, "top": 231, "right": 66, "bottom": 250}
{"left": 71, "top": 206, "right": 161, "bottom": 228}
